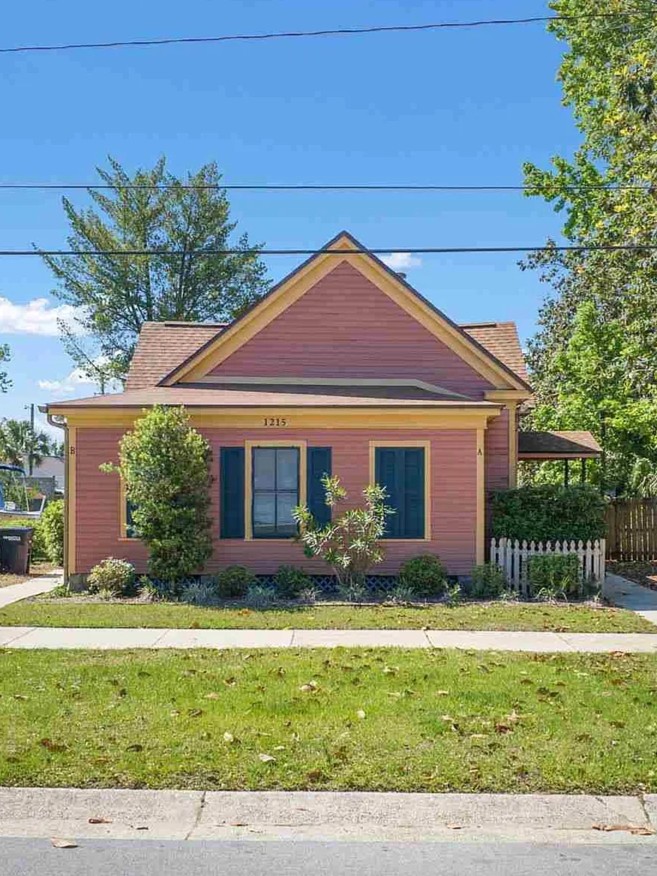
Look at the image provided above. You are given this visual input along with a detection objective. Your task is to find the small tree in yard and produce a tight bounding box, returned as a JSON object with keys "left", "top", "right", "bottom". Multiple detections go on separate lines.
{"left": 293, "top": 475, "right": 393, "bottom": 589}
{"left": 101, "top": 405, "right": 212, "bottom": 582}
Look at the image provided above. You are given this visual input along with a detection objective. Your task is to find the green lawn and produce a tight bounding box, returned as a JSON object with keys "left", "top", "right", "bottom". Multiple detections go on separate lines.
{"left": 0, "top": 599, "right": 654, "bottom": 633}
{"left": 0, "top": 648, "right": 655, "bottom": 793}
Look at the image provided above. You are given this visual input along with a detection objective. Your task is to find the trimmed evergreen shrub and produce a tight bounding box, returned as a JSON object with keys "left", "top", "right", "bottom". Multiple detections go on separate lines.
{"left": 470, "top": 563, "right": 508, "bottom": 599}
{"left": 216, "top": 565, "right": 256, "bottom": 599}
{"left": 274, "top": 565, "right": 312, "bottom": 599}
{"left": 88, "top": 557, "right": 135, "bottom": 597}
{"left": 492, "top": 485, "right": 606, "bottom": 544}
{"left": 399, "top": 554, "right": 447, "bottom": 597}
{"left": 527, "top": 554, "right": 581, "bottom": 599}
{"left": 39, "top": 500, "right": 64, "bottom": 565}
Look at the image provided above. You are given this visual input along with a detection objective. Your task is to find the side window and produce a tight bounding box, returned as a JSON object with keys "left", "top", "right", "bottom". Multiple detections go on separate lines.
{"left": 375, "top": 447, "right": 426, "bottom": 539}
{"left": 125, "top": 498, "right": 139, "bottom": 539}
{"left": 252, "top": 447, "right": 299, "bottom": 539}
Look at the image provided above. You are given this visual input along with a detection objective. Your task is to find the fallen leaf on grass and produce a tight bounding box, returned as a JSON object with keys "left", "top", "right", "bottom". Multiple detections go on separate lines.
{"left": 13, "top": 694, "right": 28, "bottom": 701}
{"left": 204, "top": 692, "right": 220, "bottom": 700}
{"left": 299, "top": 681, "right": 319, "bottom": 693}
{"left": 88, "top": 817, "right": 112, "bottom": 825}
{"left": 258, "top": 753, "right": 276, "bottom": 763}
{"left": 356, "top": 709, "right": 366, "bottom": 720}
{"left": 436, "top": 690, "right": 450, "bottom": 696}
{"left": 187, "top": 708, "right": 203, "bottom": 718}
{"left": 40, "top": 738, "right": 67, "bottom": 753}
{"left": 51, "top": 838, "right": 78, "bottom": 849}
{"left": 592, "top": 824, "right": 655, "bottom": 835}
{"left": 223, "top": 732, "right": 236, "bottom": 744}
{"left": 125, "top": 744, "right": 143, "bottom": 752}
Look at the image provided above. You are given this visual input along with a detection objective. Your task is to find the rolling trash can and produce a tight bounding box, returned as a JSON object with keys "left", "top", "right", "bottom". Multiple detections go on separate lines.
{"left": 0, "top": 527, "right": 33, "bottom": 574}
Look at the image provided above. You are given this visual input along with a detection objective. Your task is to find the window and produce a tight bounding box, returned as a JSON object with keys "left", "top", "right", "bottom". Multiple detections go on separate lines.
{"left": 252, "top": 447, "right": 300, "bottom": 538}
{"left": 373, "top": 445, "right": 428, "bottom": 540}
{"left": 125, "top": 499, "right": 139, "bottom": 539}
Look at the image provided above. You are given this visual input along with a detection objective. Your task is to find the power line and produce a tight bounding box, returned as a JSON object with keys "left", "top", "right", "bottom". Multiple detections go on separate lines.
{"left": 0, "top": 183, "right": 651, "bottom": 192}
{"left": 0, "top": 13, "right": 654, "bottom": 54}
{"left": 4, "top": 244, "right": 657, "bottom": 257}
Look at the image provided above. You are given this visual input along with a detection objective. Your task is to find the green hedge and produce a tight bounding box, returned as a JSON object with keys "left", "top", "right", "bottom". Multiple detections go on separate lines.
{"left": 491, "top": 485, "right": 607, "bottom": 544}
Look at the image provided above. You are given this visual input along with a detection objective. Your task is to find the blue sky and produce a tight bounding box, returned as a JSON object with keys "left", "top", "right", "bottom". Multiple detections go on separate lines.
{"left": 0, "top": 0, "right": 578, "bottom": 434}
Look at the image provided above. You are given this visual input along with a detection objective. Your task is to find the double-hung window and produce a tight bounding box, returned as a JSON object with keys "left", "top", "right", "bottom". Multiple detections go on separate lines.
{"left": 374, "top": 445, "right": 427, "bottom": 540}
{"left": 252, "top": 447, "right": 300, "bottom": 538}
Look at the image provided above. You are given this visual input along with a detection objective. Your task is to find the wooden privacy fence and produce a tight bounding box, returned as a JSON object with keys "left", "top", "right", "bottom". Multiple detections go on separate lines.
{"left": 606, "top": 498, "right": 657, "bottom": 561}
{"left": 490, "top": 537, "right": 606, "bottom": 596}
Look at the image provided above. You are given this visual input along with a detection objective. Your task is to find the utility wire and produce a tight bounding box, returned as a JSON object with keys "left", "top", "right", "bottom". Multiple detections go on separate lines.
{"left": 0, "top": 183, "right": 652, "bottom": 192}
{"left": 0, "top": 13, "right": 654, "bottom": 54}
{"left": 4, "top": 245, "right": 657, "bottom": 256}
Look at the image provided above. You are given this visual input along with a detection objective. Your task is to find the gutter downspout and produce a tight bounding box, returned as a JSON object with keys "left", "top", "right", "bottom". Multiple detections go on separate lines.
{"left": 39, "top": 406, "right": 68, "bottom": 582}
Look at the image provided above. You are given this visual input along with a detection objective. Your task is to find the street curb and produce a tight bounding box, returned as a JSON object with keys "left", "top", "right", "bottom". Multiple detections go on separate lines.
{"left": 0, "top": 788, "right": 654, "bottom": 844}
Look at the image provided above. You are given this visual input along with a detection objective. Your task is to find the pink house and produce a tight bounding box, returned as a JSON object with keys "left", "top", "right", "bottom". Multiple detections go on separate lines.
{"left": 47, "top": 231, "right": 541, "bottom": 583}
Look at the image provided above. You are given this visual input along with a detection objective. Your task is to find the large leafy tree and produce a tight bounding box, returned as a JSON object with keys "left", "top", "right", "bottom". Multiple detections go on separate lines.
{"left": 0, "top": 419, "right": 51, "bottom": 470}
{"left": 43, "top": 157, "right": 270, "bottom": 382}
{"left": 0, "top": 344, "right": 10, "bottom": 394}
{"left": 101, "top": 405, "right": 213, "bottom": 582}
{"left": 522, "top": 0, "right": 657, "bottom": 492}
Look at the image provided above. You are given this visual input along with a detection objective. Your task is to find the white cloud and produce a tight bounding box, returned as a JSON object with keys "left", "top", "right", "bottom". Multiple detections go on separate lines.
{"left": 0, "top": 296, "right": 83, "bottom": 336}
{"left": 380, "top": 252, "right": 423, "bottom": 270}
{"left": 38, "top": 362, "right": 120, "bottom": 399}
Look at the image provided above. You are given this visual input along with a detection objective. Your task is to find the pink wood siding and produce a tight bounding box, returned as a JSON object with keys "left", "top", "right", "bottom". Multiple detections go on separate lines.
{"left": 74, "top": 426, "right": 478, "bottom": 577}
{"left": 209, "top": 262, "right": 493, "bottom": 397}
{"left": 485, "top": 409, "right": 509, "bottom": 493}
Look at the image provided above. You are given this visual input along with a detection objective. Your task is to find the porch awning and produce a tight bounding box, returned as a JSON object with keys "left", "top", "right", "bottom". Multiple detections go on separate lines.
{"left": 518, "top": 430, "right": 602, "bottom": 460}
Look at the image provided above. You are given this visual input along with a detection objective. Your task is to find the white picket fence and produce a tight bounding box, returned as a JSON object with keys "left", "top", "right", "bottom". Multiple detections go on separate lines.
{"left": 490, "top": 537, "right": 606, "bottom": 596}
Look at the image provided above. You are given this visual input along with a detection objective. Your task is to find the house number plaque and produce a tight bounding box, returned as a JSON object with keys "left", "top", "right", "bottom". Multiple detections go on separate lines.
{"left": 263, "top": 417, "right": 288, "bottom": 427}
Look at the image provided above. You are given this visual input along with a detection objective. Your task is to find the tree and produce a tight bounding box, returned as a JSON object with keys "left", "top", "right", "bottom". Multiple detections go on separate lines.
{"left": 522, "top": 0, "right": 657, "bottom": 492}
{"left": 0, "top": 344, "right": 10, "bottom": 394}
{"left": 43, "top": 157, "right": 270, "bottom": 382}
{"left": 0, "top": 419, "right": 51, "bottom": 470}
{"left": 101, "top": 405, "right": 213, "bottom": 582}
{"left": 293, "top": 476, "right": 393, "bottom": 591}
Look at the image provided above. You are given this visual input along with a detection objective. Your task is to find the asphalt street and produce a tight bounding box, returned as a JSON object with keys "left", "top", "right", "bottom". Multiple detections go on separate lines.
{"left": 3, "top": 838, "right": 656, "bottom": 876}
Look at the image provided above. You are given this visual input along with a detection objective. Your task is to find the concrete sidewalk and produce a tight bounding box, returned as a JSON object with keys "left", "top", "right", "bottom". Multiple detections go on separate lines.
{"left": 0, "top": 571, "right": 62, "bottom": 609}
{"left": 606, "top": 573, "right": 657, "bottom": 627}
{"left": 1, "top": 625, "right": 657, "bottom": 652}
{"left": 0, "top": 787, "right": 654, "bottom": 844}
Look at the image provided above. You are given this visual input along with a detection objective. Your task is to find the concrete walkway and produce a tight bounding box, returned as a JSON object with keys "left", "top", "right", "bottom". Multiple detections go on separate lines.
{"left": 606, "top": 572, "right": 657, "bottom": 627}
{"left": 0, "top": 570, "right": 62, "bottom": 609}
{"left": 0, "top": 787, "right": 654, "bottom": 844}
{"left": 1, "top": 625, "right": 656, "bottom": 652}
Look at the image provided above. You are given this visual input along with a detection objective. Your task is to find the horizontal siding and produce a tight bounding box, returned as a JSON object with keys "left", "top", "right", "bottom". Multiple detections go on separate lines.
{"left": 485, "top": 409, "right": 509, "bottom": 493}
{"left": 74, "top": 427, "right": 478, "bottom": 577}
{"left": 210, "top": 262, "right": 493, "bottom": 397}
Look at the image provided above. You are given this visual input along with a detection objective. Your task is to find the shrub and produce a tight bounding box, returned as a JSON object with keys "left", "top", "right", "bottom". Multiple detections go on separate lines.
{"left": 384, "top": 582, "right": 417, "bottom": 605}
{"left": 336, "top": 578, "right": 367, "bottom": 603}
{"left": 470, "top": 563, "right": 508, "bottom": 599}
{"left": 180, "top": 580, "right": 218, "bottom": 607}
{"left": 39, "top": 500, "right": 64, "bottom": 565}
{"left": 294, "top": 476, "right": 393, "bottom": 590}
{"left": 216, "top": 565, "right": 256, "bottom": 599}
{"left": 527, "top": 554, "right": 581, "bottom": 599}
{"left": 244, "top": 583, "right": 277, "bottom": 609}
{"left": 87, "top": 557, "right": 135, "bottom": 597}
{"left": 491, "top": 485, "right": 606, "bottom": 544}
{"left": 274, "top": 565, "right": 312, "bottom": 600}
{"left": 398, "top": 554, "right": 447, "bottom": 597}
{"left": 101, "top": 405, "right": 212, "bottom": 582}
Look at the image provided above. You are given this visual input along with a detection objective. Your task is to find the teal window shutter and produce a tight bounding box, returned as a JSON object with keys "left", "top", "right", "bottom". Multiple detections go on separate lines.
{"left": 375, "top": 447, "right": 425, "bottom": 539}
{"left": 307, "top": 447, "right": 332, "bottom": 526}
{"left": 220, "top": 447, "right": 245, "bottom": 539}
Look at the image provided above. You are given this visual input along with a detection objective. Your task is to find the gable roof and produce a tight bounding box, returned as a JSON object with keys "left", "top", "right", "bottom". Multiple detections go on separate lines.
{"left": 157, "top": 231, "right": 532, "bottom": 392}
{"left": 461, "top": 322, "right": 529, "bottom": 386}
{"left": 125, "top": 321, "right": 227, "bottom": 390}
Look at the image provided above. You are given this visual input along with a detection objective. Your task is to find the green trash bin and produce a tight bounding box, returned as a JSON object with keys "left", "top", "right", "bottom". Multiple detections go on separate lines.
{"left": 0, "top": 527, "right": 33, "bottom": 574}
